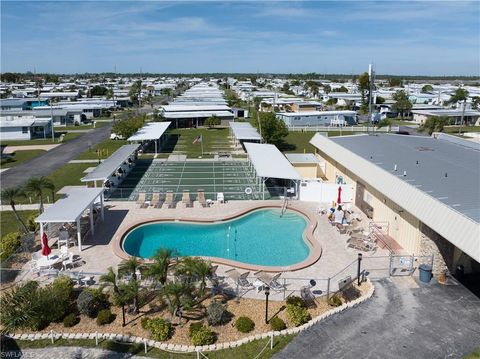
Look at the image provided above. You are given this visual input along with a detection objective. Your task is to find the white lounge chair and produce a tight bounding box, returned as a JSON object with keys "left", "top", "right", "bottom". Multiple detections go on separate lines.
{"left": 217, "top": 192, "right": 225, "bottom": 203}
{"left": 150, "top": 192, "right": 161, "bottom": 208}
{"left": 136, "top": 192, "right": 148, "bottom": 208}
{"left": 254, "top": 271, "right": 285, "bottom": 292}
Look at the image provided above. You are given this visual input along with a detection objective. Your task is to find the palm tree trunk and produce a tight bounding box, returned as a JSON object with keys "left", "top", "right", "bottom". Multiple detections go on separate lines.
{"left": 10, "top": 203, "right": 29, "bottom": 234}
{"left": 459, "top": 100, "right": 467, "bottom": 134}
{"left": 39, "top": 195, "right": 44, "bottom": 214}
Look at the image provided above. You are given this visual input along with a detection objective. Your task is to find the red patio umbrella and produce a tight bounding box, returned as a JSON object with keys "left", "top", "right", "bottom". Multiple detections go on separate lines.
{"left": 337, "top": 186, "right": 342, "bottom": 205}
{"left": 41, "top": 232, "right": 51, "bottom": 257}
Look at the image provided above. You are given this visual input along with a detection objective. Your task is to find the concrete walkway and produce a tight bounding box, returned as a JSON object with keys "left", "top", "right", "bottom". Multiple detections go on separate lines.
{"left": 3, "top": 144, "right": 60, "bottom": 154}
{"left": 0, "top": 123, "right": 113, "bottom": 187}
{"left": 275, "top": 277, "right": 480, "bottom": 359}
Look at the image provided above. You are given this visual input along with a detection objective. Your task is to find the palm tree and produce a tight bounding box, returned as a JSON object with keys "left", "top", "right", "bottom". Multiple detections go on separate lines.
{"left": 448, "top": 87, "right": 469, "bottom": 133}
{"left": 175, "top": 257, "right": 212, "bottom": 296}
{"left": 160, "top": 281, "right": 193, "bottom": 322}
{"left": 118, "top": 257, "right": 143, "bottom": 313}
{"left": 24, "top": 177, "right": 54, "bottom": 213}
{"left": 1, "top": 187, "right": 29, "bottom": 234}
{"left": 100, "top": 267, "right": 119, "bottom": 294}
{"left": 144, "top": 248, "right": 172, "bottom": 287}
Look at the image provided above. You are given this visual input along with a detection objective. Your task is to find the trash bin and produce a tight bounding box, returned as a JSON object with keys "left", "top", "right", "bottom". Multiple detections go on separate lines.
{"left": 419, "top": 264, "right": 432, "bottom": 283}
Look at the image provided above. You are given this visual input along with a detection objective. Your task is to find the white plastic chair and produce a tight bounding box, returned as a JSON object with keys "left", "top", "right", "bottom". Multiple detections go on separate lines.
{"left": 62, "top": 253, "right": 74, "bottom": 270}
{"left": 217, "top": 192, "right": 225, "bottom": 203}
{"left": 60, "top": 246, "right": 69, "bottom": 259}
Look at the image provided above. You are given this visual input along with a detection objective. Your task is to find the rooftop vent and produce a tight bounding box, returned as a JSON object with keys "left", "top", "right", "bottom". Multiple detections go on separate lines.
{"left": 403, "top": 171, "right": 407, "bottom": 176}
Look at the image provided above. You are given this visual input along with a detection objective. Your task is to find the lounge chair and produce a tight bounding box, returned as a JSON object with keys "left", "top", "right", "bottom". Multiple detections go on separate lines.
{"left": 57, "top": 230, "right": 73, "bottom": 248}
{"left": 162, "top": 191, "right": 174, "bottom": 209}
{"left": 150, "top": 192, "right": 161, "bottom": 208}
{"left": 62, "top": 253, "right": 75, "bottom": 270}
{"left": 254, "top": 271, "right": 285, "bottom": 292}
{"left": 300, "top": 286, "right": 317, "bottom": 308}
{"left": 194, "top": 189, "right": 207, "bottom": 208}
{"left": 182, "top": 190, "right": 192, "bottom": 207}
{"left": 217, "top": 192, "right": 225, "bottom": 204}
{"left": 225, "top": 269, "right": 253, "bottom": 290}
{"left": 136, "top": 192, "right": 148, "bottom": 208}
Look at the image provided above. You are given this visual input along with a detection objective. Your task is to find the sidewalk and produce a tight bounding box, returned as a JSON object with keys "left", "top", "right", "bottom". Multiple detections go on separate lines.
{"left": 3, "top": 144, "right": 60, "bottom": 154}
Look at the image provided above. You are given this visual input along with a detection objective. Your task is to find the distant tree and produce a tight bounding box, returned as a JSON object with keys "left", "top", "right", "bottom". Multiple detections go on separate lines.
{"left": 358, "top": 72, "right": 370, "bottom": 105}
{"left": 252, "top": 112, "right": 288, "bottom": 145}
{"left": 447, "top": 87, "right": 469, "bottom": 129}
{"left": 253, "top": 96, "right": 262, "bottom": 110}
{"left": 112, "top": 114, "right": 145, "bottom": 139}
{"left": 421, "top": 85, "right": 433, "bottom": 93}
{"left": 44, "top": 74, "right": 59, "bottom": 83}
{"left": 309, "top": 83, "right": 319, "bottom": 98}
{"left": 1, "top": 72, "right": 21, "bottom": 83}
{"left": 376, "top": 96, "right": 386, "bottom": 104}
{"left": 337, "top": 86, "right": 348, "bottom": 93}
{"left": 24, "top": 177, "right": 55, "bottom": 214}
{"left": 204, "top": 115, "right": 220, "bottom": 128}
{"left": 323, "top": 84, "right": 332, "bottom": 95}
{"left": 128, "top": 80, "right": 142, "bottom": 114}
{"left": 388, "top": 78, "right": 403, "bottom": 87}
{"left": 391, "top": 90, "right": 412, "bottom": 120}
{"left": 420, "top": 116, "right": 449, "bottom": 135}
{"left": 291, "top": 80, "right": 301, "bottom": 86}
{"left": 472, "top": 96, "right": 480, "bottom": 110}
{"left": 90, "top": 86, "right": 108, "bottom": 97}
{"left": 282, "top": 82, "right": 294, "bottom": 95}
{"left": 105, "top": 88, "right": 114, "bottom": 100}
{"left": 325, "top": 98, "right": 337, "bottom": 106}
{"left": 376, "top": 118, "right": 391, "bottom": 129}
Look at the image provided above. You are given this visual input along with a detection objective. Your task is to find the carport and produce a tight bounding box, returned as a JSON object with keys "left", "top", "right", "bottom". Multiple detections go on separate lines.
{"left": 128, "top": 122, "right": 171, "bottom": 154}
{"left": 229, "top": 122, "right": 262, "bottom": 149}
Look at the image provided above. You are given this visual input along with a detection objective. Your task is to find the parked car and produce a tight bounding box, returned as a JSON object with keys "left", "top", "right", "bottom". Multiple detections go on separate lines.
{"left": 110, "top": 133, "right": 125, "bottom": 140}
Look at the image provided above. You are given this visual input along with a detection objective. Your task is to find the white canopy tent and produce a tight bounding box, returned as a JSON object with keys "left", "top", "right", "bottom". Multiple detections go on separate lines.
{"left": 127, "top": 122, "right": 171, "bottom": 154}
{"left": 244, "top": 142, "right": 302, "bottom": 199}
{"left": 36, "top": 188, "right": 104, "bottom": 251}
{"left": 81, "top": 144, "right": 139, "bottom": 184}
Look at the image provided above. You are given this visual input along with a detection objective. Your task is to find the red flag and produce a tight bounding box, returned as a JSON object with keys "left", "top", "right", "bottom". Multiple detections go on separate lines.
{"left": 337, "top": 186, "right": 342, "bottom": 205}
{"left": 192, "top": 134, "right": 202, "bottom": 144}
{"left": 41, "top": 233, "right": 51, "bottom": 257}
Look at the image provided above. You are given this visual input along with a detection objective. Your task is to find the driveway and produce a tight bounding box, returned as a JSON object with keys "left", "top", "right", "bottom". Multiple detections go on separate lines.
{"left": 275, "top": 277, "right": 480, "bottom": 359}
{"left": 0, "top": 123, "right": 113, "bottom": 188}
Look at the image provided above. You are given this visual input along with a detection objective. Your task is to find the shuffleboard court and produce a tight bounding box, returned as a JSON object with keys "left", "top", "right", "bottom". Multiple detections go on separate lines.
{"left": 109, "top": 159, "right": 280, "bottom": 202}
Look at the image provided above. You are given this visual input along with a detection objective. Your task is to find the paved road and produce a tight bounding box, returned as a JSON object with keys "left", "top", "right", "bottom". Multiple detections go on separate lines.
{"left": 275, "top": 277, "right": 480, "bottom": 359}
{"left": 0, "top": 123, "right": 113, "bottom": 188}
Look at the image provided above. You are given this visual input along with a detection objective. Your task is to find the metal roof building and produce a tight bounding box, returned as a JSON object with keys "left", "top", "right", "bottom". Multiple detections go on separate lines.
{"left": 310, "top": 133, "right": 480, "bottom": 264}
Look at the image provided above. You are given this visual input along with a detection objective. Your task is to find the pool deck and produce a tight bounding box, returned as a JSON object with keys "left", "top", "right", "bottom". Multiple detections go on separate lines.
{"left": 23, "top": 199, "right": 389, "bottom": 300}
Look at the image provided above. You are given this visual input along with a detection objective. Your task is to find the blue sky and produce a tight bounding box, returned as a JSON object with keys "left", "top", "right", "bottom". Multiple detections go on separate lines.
{"left": 1, "top": 1, "right": 479, "bottom": 75}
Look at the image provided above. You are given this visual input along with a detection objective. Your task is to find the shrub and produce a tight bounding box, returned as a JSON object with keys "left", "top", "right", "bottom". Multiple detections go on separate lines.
{"left": 189, "top": 322, "right": 204, "bottom": 338}
{"left": 270, "top": 316, "right": 286, "bottom": 331}
{"left": 286, "top": 296, "right": 305, "bottom": 308}
{"left": 206, "top": 301, "right": 230, "bottom": 326}
{"left": 286, "top": 304, "right": 310, "bottom": 327}
{"left": 0, "top": 232, "right": 21, "bottom": 261}
{"left": 52, "top": 276, "right": 74, "bottom": 300}
{"left": 141, "top": 317, "right": 150, "bottom": 329}
{"left": 77, "top": 289, "right": 108, "bottom": 318}
{"left": 328, "top": 294, "right": 342, "bottom": 307}
{"left": 27, "top": 213, "right": 39, "bottom": 233}
{"left": 190, "top": 325, "right": 215, "bottom": 346}
{"left": 342, "top": 286, "right": 361, "bottom": 302}
{"left": 235, "top": 316, "right": 255, "bottom": 333}
{"left": 96, "top": 309, "right": 114, "bottom": 325}
{"left": 63, "top": 313, "right": 79, "bottom": 328}
{"left": 144, "top": 318, "right": 172, "bottom": 341}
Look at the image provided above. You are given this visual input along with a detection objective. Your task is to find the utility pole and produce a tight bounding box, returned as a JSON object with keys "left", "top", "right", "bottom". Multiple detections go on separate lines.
{"left": 368, "top": 63, "right": 375, "bottom": 135}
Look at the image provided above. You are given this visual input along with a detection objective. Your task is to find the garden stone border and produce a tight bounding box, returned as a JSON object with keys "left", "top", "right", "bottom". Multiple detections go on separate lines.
{"left": 9, "top": 280, "right": 374, "bottom": 354}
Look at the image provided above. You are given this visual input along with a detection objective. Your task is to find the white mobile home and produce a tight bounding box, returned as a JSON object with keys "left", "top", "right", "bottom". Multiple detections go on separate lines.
{"left": 0, "top": 116, "right": 53, "bottom": 141}
{"left": 277, "top": 111, "right": 357, "bottom": 128}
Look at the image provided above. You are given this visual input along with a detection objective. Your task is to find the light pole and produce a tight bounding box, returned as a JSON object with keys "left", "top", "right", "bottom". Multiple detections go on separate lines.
{"left": 357, "top": 253, "right": 363, "bottom": 286}
{"left": 264, "top": 286, "right": 270, "bottom": 324}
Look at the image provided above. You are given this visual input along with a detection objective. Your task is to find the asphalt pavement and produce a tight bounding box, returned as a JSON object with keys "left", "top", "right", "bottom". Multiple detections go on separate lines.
{"left": 1, "top": 123, "right": 113, "bottom": 188}
{"left": 275, "top": 277, "right": 480, "bottom": 359}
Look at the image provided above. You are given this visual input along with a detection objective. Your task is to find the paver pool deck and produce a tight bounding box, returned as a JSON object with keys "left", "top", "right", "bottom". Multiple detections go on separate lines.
{"left": 31, "top": 199, "right": 389, "bottom": 300}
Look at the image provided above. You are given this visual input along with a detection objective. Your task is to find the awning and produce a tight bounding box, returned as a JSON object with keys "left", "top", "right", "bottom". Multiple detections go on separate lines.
{"left": 229, "top": 122, "right": 261, "bottom": 141}
{"left": 81, "top": 144, "right": 139, "bottom": 182}
{"left": 127, "top": 122, "right": 171, "bottom": 141}
{"left": 244, "top": 142, "right": 302, "bottom": 180}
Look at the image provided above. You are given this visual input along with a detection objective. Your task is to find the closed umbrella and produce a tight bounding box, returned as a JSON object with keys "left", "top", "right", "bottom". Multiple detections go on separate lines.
{"left": 41, "top": 232, "right": 51, "bottom": 258}
{"left": 337, "top": 186, "right": 342, "bottom": 205}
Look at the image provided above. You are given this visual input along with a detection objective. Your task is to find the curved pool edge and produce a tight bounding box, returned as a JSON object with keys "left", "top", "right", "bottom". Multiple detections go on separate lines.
{"left": 111, "top": 203, "right": 322, "bottom": 273}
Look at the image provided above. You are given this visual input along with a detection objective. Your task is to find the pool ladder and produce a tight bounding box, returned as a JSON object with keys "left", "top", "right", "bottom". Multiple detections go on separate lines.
{"left": 280, "top": 197, "right": 289, "bottom": 217}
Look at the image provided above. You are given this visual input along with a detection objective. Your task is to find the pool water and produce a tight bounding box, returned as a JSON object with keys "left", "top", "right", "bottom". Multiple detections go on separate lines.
{"left": 122, "top": 209, "right": 310, "bottom": 267}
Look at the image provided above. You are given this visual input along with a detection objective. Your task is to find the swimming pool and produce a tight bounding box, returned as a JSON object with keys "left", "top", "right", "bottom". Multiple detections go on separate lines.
{"left": 122, "top": 208, "right": 311, "bottom": 267}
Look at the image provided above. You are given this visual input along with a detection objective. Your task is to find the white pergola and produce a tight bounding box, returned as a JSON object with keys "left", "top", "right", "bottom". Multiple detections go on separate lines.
{"left": 244, "top": 142, "right": 302, "bottom": 200}
{"left": 81, "top": 144, "right": 139, "bottom": 185}
{"left": 127, "top": 122, "right": 171, "bottom": 154}
{"left": 35, "top": 188, "right": 105, "bottom": 251}
{"left": 229, "top": 122, "right": 261, "bottom": 148}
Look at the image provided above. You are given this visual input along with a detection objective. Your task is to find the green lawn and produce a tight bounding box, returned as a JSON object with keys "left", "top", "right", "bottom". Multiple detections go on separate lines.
{"left": 0, "top": 132, "right": 82, "bottom": 146}
{"left": 465, "top": 348, "right": 480, "bottom": 359}
{"left": 46, "top": 163, "right": 95, "bottom": 191}
{"left": 279, "top": 131, "right": 350, "bottom": 153}
{"left": 444, "top": 125, "right": 480, "bottom": 133}
{"left": 388, "top": 119, "right": 417, "bottom": 126}
{"left": 0, "top": 210, "right": 38, "bottom": 237}
{"left": 162, "top": 127, "right": 232, "bottom": 158}
{"left": 0, "top": 150, "right": 46, "bottom": 168}
{"left": 76, "top": 139, "right": 128, "bottom": 160}
{"left": 7, "top": 335, "right": 294, "bottom": 358}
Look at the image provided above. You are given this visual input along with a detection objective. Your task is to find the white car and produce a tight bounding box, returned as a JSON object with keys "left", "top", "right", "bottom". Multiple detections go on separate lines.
{"left": 110, "top": 133, "right": 125, "bottom": 140}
